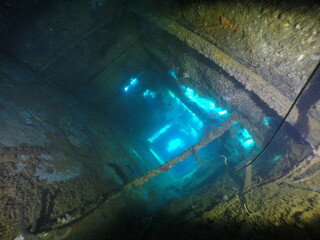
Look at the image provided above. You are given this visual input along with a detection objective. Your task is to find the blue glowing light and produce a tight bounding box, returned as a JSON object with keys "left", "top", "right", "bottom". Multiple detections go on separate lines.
{"left": 241, "top": 129, "right": 251, "bottom": 138}
{"left": 123, "top": 77, "right": 139, "bottom": 92}
{"left": 148, "top": 124, "right": 172, "bottom": 143}
{"left": 143, "top": 89, "right": 150, "bottom": 97}
{"left": 238, "top": 128, "right": 255, "bottom": 150}
{"left": 263, "top": 116, "right": 272, "bottom": 126}
{"left": 218, "top": 110, "right": 228, "bottom": 115}
{"left": 143, "top": 89, "right": 156, "bottom": 98}
{"left": 272, "top": 155, "right": 282, "bottom": 163}
{"left": 168, "top": 90, "right": 204, "bottom": 129}
{"left": 130, "top": 78, "right": 138, "bottom": 86}
{"left": 167, "top": 138, "right": 184, "bottom": 152}
{"left": 242, "top": 139, "right": 255, "bottom": 149}
{"left": 181, "top": 86, "right": 228, "bottom": 117}
{"left": 150, "top": 149, "right": 165, "bottom": 164}
{"left": 131, "top": 149, "right": 143, "bottom": 161}
{"left": 168, "top": 70, "right": 178, "bottom": 80}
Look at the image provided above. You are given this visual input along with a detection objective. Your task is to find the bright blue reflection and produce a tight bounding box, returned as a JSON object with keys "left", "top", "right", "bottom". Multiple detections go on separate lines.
{"left": 181, "top": 86, "right": 228, "bottom": 117}
{"left": 238, "top": 128, "right": 255, "bottom": 150}
{"left": 150, "top": 148, "right": 165, "bottom": 164}
{"left": 143, "top": 89, "right": 150, "bottom": 97}
{"left": 241, "top": 128, "right": 251, "bottom": 138}
{"left": 167, "top": 138, "right": 184, "bottom": 152}
{"left": 130, "top": 78, "right": 138, "bottom": 86}
{"left": 272, "top": 154, "right": 282, "bottom": 163}
{"left": 263, "top": 116, "right": 272, "bottom": 126}
{"left": 242, "top": 139, "right": 255, "bottom": 149}
{"left": 148, "top": 124, "right": 172, "bottom": 143}
{"left": 143, "top": 89, "right": 156, "bottom": 98}
{"left": 147, "top": 90, "right": 205, "bottom": 170}
{"left": 123, "top": 76, "right": 139, "bottom": 92}
{"left": 168, "top": 70, "right": 178, "bottom": 80}
{"left": 218, "top": 110, "right": 228, "bottom": 115}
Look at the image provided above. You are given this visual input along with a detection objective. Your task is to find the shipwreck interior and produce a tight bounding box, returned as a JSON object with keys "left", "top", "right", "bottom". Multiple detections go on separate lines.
{"left": 0, "top": 0, "right": 320, "bottom": 239}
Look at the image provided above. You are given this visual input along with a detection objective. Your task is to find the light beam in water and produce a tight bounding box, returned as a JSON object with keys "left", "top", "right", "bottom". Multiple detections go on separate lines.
{"left": 148, "top": 124, "right": 172, "bottom": 143}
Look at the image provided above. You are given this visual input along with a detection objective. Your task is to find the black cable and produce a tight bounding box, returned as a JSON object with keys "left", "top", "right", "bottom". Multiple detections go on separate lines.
{"left": 234, "top": 62, "right": 320, "bottom": 173}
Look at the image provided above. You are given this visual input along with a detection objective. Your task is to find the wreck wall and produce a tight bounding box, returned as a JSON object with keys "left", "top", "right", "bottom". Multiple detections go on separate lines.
{"left": 0, "top": 54, "right": 146, "bottom": 240}
{"left": 128, "top": 0, "right": 320, "bottom": 146}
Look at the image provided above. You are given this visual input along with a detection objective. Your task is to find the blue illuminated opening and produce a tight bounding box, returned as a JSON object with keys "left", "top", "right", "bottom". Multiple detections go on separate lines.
{"left": 146, "top": 89, "right": 206, "bottom": 168}
{"left": 167, "top": 138, "right": 184, "bottom": 152}
{"left": 119, "top": 70, "right": 262, "bottom": 183}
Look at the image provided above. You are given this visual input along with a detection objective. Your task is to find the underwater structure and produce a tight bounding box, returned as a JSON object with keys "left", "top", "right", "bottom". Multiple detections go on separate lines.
{"left": 0, "top": 0, "right": 319, "bottom": 239}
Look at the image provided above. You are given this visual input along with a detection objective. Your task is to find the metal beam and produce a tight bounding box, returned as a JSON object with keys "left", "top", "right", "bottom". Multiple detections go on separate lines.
{"left": 129, "top": 4, "right": 298, "bottom": 121}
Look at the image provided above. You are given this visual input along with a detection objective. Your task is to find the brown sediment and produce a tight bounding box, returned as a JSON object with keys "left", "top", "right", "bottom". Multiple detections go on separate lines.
{"left": 141, "top": 155, "right": 320, "bottom": 239}
{"left": 0, "top": 144, "right": 116, "bottom": 240}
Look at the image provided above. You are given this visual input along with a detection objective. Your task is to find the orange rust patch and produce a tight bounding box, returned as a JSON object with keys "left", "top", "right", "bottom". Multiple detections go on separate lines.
{"left": 197, "top": 20, "right": 211, "bottom": 28}
{"left": 219, "top": 16, "right": 239, "bottom": 33}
